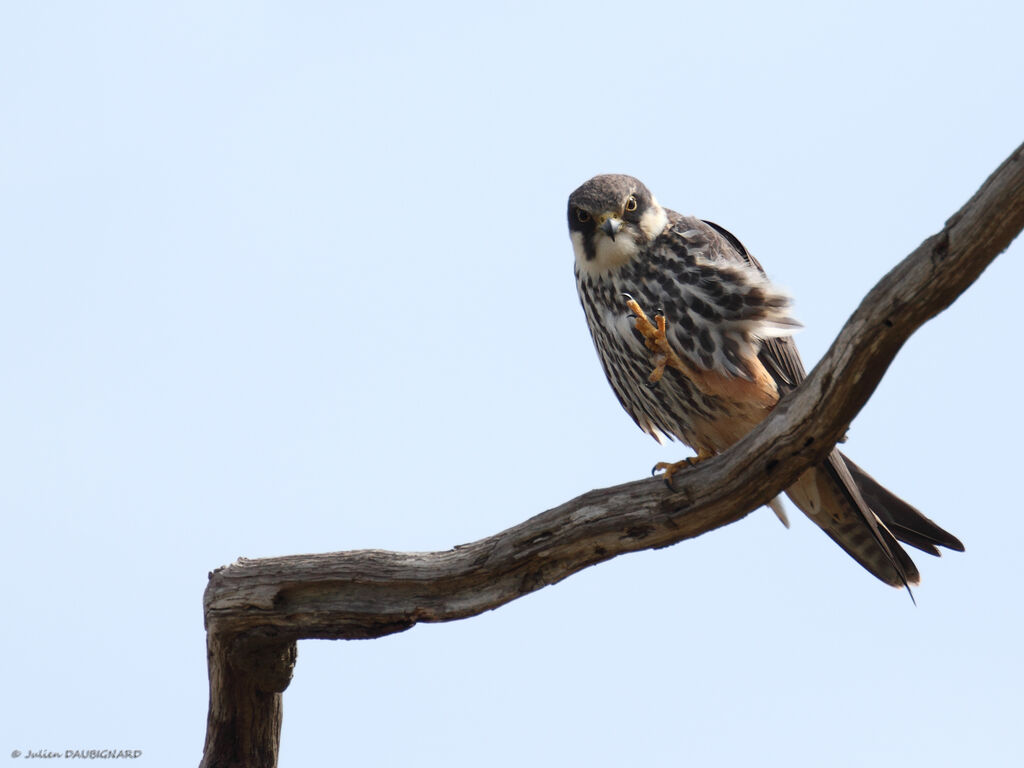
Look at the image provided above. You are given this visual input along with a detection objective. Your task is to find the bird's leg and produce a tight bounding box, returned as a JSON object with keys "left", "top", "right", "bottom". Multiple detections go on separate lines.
{"left": 626, "top": 297, "right": 718, "bottom": 483}
{"left": 625, "top": 298, "right": 687, "bottom": 384}
{"left": 652, "top": 448, "right": 716, "bottom": 487}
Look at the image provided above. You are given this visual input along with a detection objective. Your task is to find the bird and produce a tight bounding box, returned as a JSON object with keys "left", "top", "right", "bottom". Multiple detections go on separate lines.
{"left": 568, "top": 173, "right": 963, "bottom": 591}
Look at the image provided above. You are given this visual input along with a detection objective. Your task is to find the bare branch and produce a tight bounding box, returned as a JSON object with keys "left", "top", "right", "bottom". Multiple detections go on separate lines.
{"left": 200, "top": 141, "right": 1024, "bottom": 768}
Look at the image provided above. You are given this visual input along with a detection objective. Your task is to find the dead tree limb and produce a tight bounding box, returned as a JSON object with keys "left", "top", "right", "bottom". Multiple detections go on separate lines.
{"left": 199, "top": 141, "right": 1024, "bottom": 768}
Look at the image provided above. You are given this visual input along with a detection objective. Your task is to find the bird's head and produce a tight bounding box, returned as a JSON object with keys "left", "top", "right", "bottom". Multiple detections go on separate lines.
{"left": 568, "top": 174, "right": 669, "bottom": 276}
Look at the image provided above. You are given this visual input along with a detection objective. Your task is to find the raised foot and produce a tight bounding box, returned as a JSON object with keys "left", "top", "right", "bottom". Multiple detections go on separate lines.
{"left": 652, "top": 448, "right": 716, "bottom": 487}
{"left": 625, "top": 298, "right": 685, "bottom": 384}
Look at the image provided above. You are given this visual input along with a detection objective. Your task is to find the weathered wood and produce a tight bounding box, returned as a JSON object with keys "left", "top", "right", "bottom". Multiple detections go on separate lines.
{"left": 199, "top": 633, "right": 294, "bottom": 768}
{"left": 200, "top": 141, "right": 1024, "bottom": 768}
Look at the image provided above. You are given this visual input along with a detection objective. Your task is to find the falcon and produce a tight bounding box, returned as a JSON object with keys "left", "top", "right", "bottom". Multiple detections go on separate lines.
{"left": 568, "top": 173, "right": 963, "bottom": 590}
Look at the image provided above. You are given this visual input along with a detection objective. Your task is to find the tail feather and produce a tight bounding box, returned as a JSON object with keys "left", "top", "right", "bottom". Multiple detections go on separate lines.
{"left": 815, "top": 510, "right": 920, "bottom": 587}
{"left": 840, "top": 453, "right": 965, "bottom": 556}
{"left": 785, "top": 449, "right": 917, "bottom": 589}
{"left": 785, "top": 449, "right": 963, "bottom": 590}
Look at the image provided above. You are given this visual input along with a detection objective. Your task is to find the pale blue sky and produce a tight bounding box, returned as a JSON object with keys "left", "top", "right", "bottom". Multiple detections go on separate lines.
{"left": 2, "top": 2, "right": 1022, "bottom": 766}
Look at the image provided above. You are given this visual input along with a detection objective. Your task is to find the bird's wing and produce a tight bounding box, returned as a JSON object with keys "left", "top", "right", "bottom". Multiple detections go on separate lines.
{"left": 701, "top": 219, "right": 807, "bottom": 391}
{"left": 655, "top": 214, "right": 801, "bottom": 382}
{"left": 701, "top": 218, "right": 920, "bottom": 590}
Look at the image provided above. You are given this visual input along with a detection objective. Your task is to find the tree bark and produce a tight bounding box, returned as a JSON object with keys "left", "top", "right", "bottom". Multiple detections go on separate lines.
{"left": 200, "top": 141, "right": 1024, "bottom": 768}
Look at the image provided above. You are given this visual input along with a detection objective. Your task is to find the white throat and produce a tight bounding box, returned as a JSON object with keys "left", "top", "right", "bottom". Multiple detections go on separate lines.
{"left": 572, "top": 203, "right": 668, "bottom": 279}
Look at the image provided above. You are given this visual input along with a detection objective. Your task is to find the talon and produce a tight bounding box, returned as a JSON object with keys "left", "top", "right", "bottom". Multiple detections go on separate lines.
{"left": 624, "top": 298, "right": 652, "bottom": 329}
{"left": 653, "top": 459, "right": 686, "bottom": 489}
{"left": 624, "top": 298, "right": 689, "bottom": 385}
{"left": 652, "top": 449, "right": 716, "bottom": 486}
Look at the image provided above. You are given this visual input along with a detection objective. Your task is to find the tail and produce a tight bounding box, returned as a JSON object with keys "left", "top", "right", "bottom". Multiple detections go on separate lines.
{"left": 785, "top": 449, "right": 945, "bottom": 590}
{"left": 839, "top": 453, "right": 965, "bottom": 556}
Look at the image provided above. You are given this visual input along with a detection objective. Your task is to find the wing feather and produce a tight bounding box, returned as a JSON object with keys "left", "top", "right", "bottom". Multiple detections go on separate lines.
{"left": 656, "top": 214, "right": 800, "bottom": 383}
{"left": 702, "top": 218, "right": 919, "bottom": 590}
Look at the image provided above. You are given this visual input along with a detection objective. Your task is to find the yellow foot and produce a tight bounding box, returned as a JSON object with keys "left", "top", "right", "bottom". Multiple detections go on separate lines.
{"left": 625, "top": 298, "right": 685, "bottom": 384}
{"left": 652, "top": 448, "right": 716, "bottom": 486}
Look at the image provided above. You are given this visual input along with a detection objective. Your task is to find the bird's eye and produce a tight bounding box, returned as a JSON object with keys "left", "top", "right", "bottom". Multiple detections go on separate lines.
{"left": 575, "top": 208, "right": 591, "bottom": 223}
{"left": 625, "top": 195, "right": 638, "bottom": 212}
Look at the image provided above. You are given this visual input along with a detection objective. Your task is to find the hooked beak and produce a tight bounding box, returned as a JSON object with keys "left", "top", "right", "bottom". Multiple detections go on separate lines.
{"left": 600, "top": 217, "right": 622, "bottom": 240}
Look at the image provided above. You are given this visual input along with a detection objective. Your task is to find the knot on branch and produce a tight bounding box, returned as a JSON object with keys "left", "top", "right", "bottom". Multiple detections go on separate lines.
{"left": 930, "top": 229, "right": 951, "bottom": 263}
{"left": 229, "top": 636, "right": 297, "bottom": 694}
